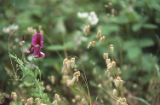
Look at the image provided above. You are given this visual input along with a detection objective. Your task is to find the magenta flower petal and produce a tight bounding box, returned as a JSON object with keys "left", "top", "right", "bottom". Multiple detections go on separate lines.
{"left": 29, "top": 33, "right": 45, "bottom": 58}
{"left": 39, "top": 52, "right": 45, "bottom": 58}
{"left": 29, "top": 45, "right": 34, "bottom": 53}
{"left": 33, "top": 47, "right": 41, "bottom": 57}
{"left": 32, "top": 33, "right": 43, "bottom": 48}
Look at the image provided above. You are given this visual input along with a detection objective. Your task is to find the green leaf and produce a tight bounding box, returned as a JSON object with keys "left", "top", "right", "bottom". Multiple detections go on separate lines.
{"left": 139, "top": 39, "right": 154, "bottom": 47}
{"left": 142, "top": 54, "right": 157, "bottom": 71}
{"left": 10, "top": 102, "right": 23, "bottom": 105}
{"left": 132, "top": 96, "right": 151, "bottom": 105}
{"left": 132, "top": 23, "right": 142, "bottom": 31}
{"left": 9, "top": 53, "right": 23, "bottom": 66}
{"left": 143, "top": 24, "right": 158, "bottom": 29}
{"left": 101, "top": 24, "right": 119, "bottom": 35}
{"left": 47, "top": 42, "right": 74, "bottom": 51}
{"left": 127, "top": 47, "right": 141, "bottom": 61}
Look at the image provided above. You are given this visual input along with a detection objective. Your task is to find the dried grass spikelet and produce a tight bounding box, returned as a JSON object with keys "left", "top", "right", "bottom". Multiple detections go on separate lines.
{"left": 62, "top": 75, "right": 70, "bottom": 83}
{"left": 84, "top": 25, "right": 90, "bottom": 36}
{"left": 73, "top": 71, "right": 80, "bottom": 81}
{"left": 104, "top": 4, "right": 108, "bottom": 8}
{"left": 111, "top": 8, "right": 115, "bottom": 17}
{"left": 87, "top": 42, "right": 92, "bottom": 49}
{"left": 79, "top": 98, "right": 87, "bottom": 105}
{"left": 35, "top": 98, "right": 41, "bottom": 105}
{"left": 46, "top": 85, "right": 52, "bottom": 92}
{"left": 114, "top": 76, "right": 123, "bottom": 88}
{"left": 108, "top": 2, "right": 112, "bottom": 6}
{"left": 92, "top": 41, "right": 96, "bottom": 46}
{"left": 40, "top": 81, "right": 44, "bottom": 86}
{"left": 113, "top": 89, "right": 118, "bottom": 97}
{"left": 67, "top": 78, "right": 75, "bottom": 86}
{"left": 99, "top": 36, "right": 105, "bottom": 41}
{"left": 38, "top": 25, "right": 44, "bottom": 35}
{"left": 52, "top": 93, "right": 61, "bottom": 104}
{"left": 109, "top": 44, "right": 114, "bottom": 54}
{"left": 117, "top": 97, "right": 128, "bottom": 105}
{"left": 21, "top": 99, "right": 25, "bottom": 103}
{"left": 105, "top": 69, "right": 110, "bottom": 77}
{"left": 107, "top": 63, "right": 113, "bottom": 70}
{"left": 106, "top": 58, "right": 111, "bottom": 65}
{"left": 62, "top": 58, "right": 69, "bottom": 74}
{"left": 11, "top": 92, "right": 17, "bottom": 101}
{"left": 62, "top": 58, "right": 76, "bottom": 74}
{"left": 55, "top": 93, "right": 61, "bottom": 101}
{"left": 103, "top": 53, "right": 108, "bottom": 59}
{"left": 26, "top": 97, "right": 33, "bottom": 105}
{"left": 27, "top": 27, "right": 37, "bottom": 35}
{"left": 112, "top": 61, "right": 116, "bottom": 67}
{"left": 50, "top": 75, "right": 55, "bottom": 84}
{"left": 67, "top": 71, "right": 80, "bottom": 86}
{"left": 75, "top": 95, "right": 81, "bottom": 101}
{"left": 97, "top": 29, "right": 101, "bottom": 38}
{"left": 98, "top": 83, "right": 102, "bottom": 88}
{"left": 70, "top": 57, "right": 75, "bottom": 68}
{"left": 72, "top": 98, "right": 76, "bottom": 103}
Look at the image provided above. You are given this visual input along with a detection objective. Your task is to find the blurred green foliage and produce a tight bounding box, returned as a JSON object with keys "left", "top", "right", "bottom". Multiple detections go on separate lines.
{"left": 0, "top": 0, "right": 160, "bottom": 105}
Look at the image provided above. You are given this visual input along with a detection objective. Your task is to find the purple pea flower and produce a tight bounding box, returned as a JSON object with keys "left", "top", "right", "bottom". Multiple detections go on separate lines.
{"left": 29, "top": 33, "right": 45, "bottom": 58}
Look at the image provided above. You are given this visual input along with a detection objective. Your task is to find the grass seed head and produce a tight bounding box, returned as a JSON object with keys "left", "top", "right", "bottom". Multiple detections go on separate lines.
{"left": 92, "top": 41, "right": 96, "bottom": 46}
{"left": 103, "top": 53, "right": 108, "bottom": 59}
{"left": 97, "top": 29, "right": 101, "bottom": 38}
{"left": 84, "top": 25, "right": 90, "bottom": 36}
{"left": 11, "top": 92, "right": 17, "bottom": 101}
{"left": 109, "top": 44, "right": 114, "bottom": 54}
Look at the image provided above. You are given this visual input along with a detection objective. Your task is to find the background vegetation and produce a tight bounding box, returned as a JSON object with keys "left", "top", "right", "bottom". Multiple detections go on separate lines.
{"left": 0, "top": 0, "right": 160, "bottom": 105}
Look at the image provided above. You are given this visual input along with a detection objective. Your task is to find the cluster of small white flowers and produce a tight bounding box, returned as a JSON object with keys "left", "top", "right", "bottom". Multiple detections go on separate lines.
{"left": 77, "top": 11, "right": 99, "bottom": 25}
{"left": 3, "top": 24, "right": 19, "bottom": 33}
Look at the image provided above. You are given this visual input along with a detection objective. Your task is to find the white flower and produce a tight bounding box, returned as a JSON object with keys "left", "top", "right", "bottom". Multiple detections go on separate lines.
{"left": 77, "top": 11, "right": 99, "bottom": 25}
{"left": 77, "top": 12, "right": 89, "bottom": 18}
{"left": 3, "top": 24, "right": 19, "bottom": 33}
{"left": 3, "top": 27, "right": 10, "bottom": 33}
{"left": 27, "top": 55, "right": 34, "bottom": 61}
{"left": 88, "top": 11, "right": 99, "bottom": 25}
